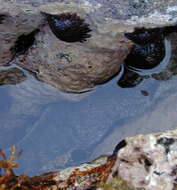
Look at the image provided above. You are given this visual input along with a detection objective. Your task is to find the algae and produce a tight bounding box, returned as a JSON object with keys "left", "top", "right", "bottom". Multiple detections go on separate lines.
{"left": 98, "top": 176, "right": 136, "bottom": 190}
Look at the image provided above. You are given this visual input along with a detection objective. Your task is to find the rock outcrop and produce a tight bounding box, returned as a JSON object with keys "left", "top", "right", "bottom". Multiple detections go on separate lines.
{"left": 1, "top": 129, "right": 177, "bottom": 190}
{"left": 1, "top": 0, "right": 177, "bottom": 92}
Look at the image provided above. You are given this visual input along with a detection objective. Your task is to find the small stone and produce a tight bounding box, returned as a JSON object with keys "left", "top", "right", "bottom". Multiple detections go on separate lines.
{"left": 141, "top": 90, "right": 149, "bottom": 96}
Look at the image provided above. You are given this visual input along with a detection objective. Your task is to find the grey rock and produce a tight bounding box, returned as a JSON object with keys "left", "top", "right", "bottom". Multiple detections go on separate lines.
{"left": 108, "top": 129, "right": 177, "bottom": 190}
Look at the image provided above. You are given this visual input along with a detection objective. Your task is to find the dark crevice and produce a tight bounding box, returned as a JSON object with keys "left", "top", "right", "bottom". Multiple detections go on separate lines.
{"left": 157, "top": 137, "right": 175, "bottom": 154}
{"left": 0, "top": 14, "right": 7, "bottom": 24}
{"left": 144, "top": 158, "right": 152, "bottom": 167}
{"left": 154, "top": 171, "right": 163, "bottom": 176}
{"left": 112, "top": 139, "right": 127, "bottom": 156}
{"left": 10, "top": 29, "right": 39, "bottom": 56}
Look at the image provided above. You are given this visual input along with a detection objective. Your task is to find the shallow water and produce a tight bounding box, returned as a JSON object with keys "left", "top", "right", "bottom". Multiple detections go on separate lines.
{"left": 1, "top": 35, "right": 177, "bottom": 176}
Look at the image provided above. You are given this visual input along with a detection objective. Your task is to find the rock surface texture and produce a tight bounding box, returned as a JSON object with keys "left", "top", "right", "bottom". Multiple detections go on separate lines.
{"left": 0, "top": 67, "right": 26, "bottom": 85}
{"left": 1, "top": 0, "right": 177, "bottom": 91}
{"left": 1, "top": 129, "right": 177, "bottom": 190}
{"left": 43, "top": 129, "right": 176, "bottom": 190}
{"left": 108, "top": 130, "right": 177, "bottom": 190}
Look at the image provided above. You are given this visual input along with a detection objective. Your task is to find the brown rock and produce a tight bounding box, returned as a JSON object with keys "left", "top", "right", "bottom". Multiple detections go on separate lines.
{"left": 0, "top": 1, "right": 43, "bottom": 65}
{"left": 16, "top": 24, "right": 131, "bottom": 92}
{"left": 0, "top": 67, "right": 26, "bottom": 85}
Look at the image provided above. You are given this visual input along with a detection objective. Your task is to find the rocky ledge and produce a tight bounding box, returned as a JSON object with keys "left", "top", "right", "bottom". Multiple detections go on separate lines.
{"left": 1, "top": 129, "right": 177, "bottom": 190}
{"left": 1, "top": 0, "right": 177, "bottom": 92}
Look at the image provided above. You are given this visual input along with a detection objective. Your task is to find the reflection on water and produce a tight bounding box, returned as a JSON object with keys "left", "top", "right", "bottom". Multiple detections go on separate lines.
{"left": 0, "top": 32, "right": 177, "bottom": 176}
{"left": 117, "top": 38, "right": 171, "bottom": 88}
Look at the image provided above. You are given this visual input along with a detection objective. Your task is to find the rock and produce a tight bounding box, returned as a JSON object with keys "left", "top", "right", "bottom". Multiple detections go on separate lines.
{"left": 48, "top": 129, "right": 177, "bottom": 190}
{"left": 152, "top": 32, "right": 177, "bottom": 81}
{"left": 1, "top": 0, "right": 177, "bottom": 92}
{"left": 0, "top": 67, "right": 26, "bottom": 85}
{"left": 0, "top": 128, "right": 177, "bottom": 189}
{"left": 16, "top": 29, "right": 131, "bottom": 92}
{"left": 0, "top": 1, "right": 43, "bottom": 66}
{"left": 15, "top": 2, "right": 132, "bottom": 92}
{"left": 109, "top": 129, "right": 177, "bottom": 190}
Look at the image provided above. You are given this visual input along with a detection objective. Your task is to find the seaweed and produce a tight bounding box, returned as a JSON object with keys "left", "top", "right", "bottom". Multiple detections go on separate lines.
{"left": 98, "top": 176, "right": 135, "bottom": 190}
{"left": 0, "top": 146, "right": 57, "bottom": 190}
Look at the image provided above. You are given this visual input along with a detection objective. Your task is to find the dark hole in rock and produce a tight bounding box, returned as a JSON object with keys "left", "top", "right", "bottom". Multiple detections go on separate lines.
{"left": 157, "top": 137, "right": 175, "bottom": 154}
{"left": 120, "top": 159, "right": 129, "bottom": 163}
{"left": 112, "top": 170, "right": 118, "bottom": 178}
{"left": 42, "top": 12, "right": 92, "bottom": 43}
{"left": 113, "top": 139, "right": 127, "bottom": 155}
{"left": 11, "top": 29, "right": 39, "bottom": 56}
{"left": 144, "top": 157, "right": 152, "bottom": 167}
{"left": 154, "top": 171, "right": 163, "bottom": 176}
{"left": 0, "top": 14, "right": 7, "bottom": 24}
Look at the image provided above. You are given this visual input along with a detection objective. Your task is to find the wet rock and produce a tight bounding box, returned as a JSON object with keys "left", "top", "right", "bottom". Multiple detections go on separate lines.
{"left": 16, "top": 26, "right": 131, "bottom": 92}
{"left": 117, "top": 27, "right": 177, "bottom": 88}
{"left": 117, "top": 68, "right": 144, "bottom": 88}
{"left": 0, "top": 1, "right": 43, "bottom": 66}
{"left": 0, "top": 67, "right": 26, "bottom": 85}
{"left": 1, "top": 0, "right": 177, "bottom": 92}
{"left": 152, "top": 33, "right": 177, "bottom": 81}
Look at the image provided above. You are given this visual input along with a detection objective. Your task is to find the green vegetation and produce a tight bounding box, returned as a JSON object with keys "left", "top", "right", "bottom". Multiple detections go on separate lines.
{"left": 98, "top": 176, "right": 135, "bottom": 190}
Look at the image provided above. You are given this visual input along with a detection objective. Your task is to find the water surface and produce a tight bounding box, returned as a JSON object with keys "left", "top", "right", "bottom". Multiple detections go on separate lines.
{"left": 0, "top": 37, "right": 177, "bottom": 176}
